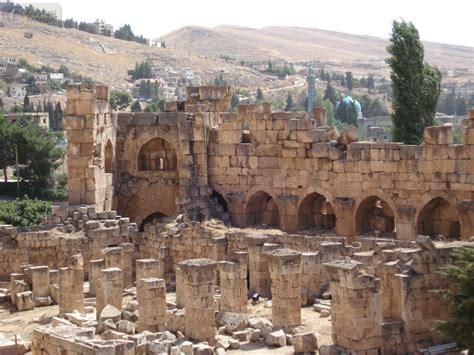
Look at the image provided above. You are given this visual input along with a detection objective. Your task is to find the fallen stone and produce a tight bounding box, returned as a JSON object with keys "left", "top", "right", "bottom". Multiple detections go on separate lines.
{"left": 248, "top": 317, "right": 273, "bottom": 336}
{"left": 117, "top": 319, "right": 135, "bottom": 334}
{"left": 250, "top": 329, "right": 261, "bottom": 342}
{"left": 215, "top": 312, "right": 249, "bottom": 334}
{"left": 293, "top": 332, "right": 318, "bottom": 353}
{"left": 265, "top": 329, "right": 286, "bottom": 347}
{"left": 99, "top": 304, "right": 121, "bottom": 323}
{"left": 228, "top": 339, "right": 241, "bottom": 349}
{"left": 232, "top": 329, "right": 250, "bottom": 341}
{"left": 320, "top": 309, "right": 330, "bottom": 318}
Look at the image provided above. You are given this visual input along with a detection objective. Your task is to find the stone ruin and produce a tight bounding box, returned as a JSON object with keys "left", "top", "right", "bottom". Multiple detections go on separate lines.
{"left": 0, "top": 84, "right": 473, "bottom": 354}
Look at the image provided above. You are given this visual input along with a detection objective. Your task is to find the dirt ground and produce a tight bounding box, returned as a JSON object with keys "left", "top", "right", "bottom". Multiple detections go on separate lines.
{"left": 0, "top": 287, "right": 333, "bottom": 353}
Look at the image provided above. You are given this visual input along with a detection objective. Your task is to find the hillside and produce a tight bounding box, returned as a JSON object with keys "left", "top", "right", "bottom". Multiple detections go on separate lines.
{"left": 0, "top": 15, "right": 274, "bottom": 90}
{"left": 161, "top": 25, "right": 474, "bottom": 84}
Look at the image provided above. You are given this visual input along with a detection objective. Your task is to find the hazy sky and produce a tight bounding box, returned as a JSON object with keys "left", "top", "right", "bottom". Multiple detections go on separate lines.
{"left": 24, "top": 0, "right": 474, "bottom": 47}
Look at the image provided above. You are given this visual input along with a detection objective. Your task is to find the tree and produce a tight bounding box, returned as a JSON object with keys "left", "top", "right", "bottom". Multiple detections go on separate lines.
{"left": 336, "top": 100, "right": 358, "bottom": 126}
{"left": 110, "top": 90, "right": 132, "bottom": 110}
{"left": 360, "top": 76, "right": 367, "bottom": 88}
{"left": 214, "top": 74, "right": 227, "bottom": 86}
{"left": 0, "top": 197, "right": 51, "bottom": 227}
{"left": 114, "top": 24, "right": 135, "bottom": 41}
{"left": 435, "top": 247, "right": 474, "bottom": 353}
{"left": 0, "top": 116, "right": 16, "bottom": 182}
{"left": 256, "top": 88, "right": 264, "bottom": 102}
{"left": 131, "top": 100, "right": 141, "bottom": 112}
{"left": 456, "top": 96, "right": 468, "bottom": 116}
{"left": 387, "top": 20, "right": 441, "bottom": 144}
{"left": 128, "top": 61, "right": 152, "bottom": 81}
{"left": 230, "top": 94, "right": 240, "bottom": 112}
{"left": 340, "top": 76, "right": 346, "bottom": 87}
{"left": 345, "top": 71, "right": 353, "bottom": 91}
{"left": 161, "top": 39, "right": 166, "bottom": 48}
{"left": 367, "top": 74, "right": 375, "bottom": 90}
{"left": 324, "top": 82, "right": 337, "bottom": 105}
{"left": 23, "top": 95, "right": 32, "bottom": 112}
{"left": 285, "top": 93, "right": 294, "bottom": 112}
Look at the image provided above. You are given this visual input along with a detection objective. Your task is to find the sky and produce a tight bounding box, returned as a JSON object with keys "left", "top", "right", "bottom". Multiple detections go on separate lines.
{"left": 18, "top": 0, "right": 474, "bottom": 47}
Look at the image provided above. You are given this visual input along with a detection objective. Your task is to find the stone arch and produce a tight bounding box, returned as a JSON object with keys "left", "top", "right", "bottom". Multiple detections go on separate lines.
{"left": 139, "top": 211, "right": 170, "bottom": 232}
{"left": 210, "top": 189, "right": 228, "bottom": 213}
{"left": 297, "top": 192, "right": 336, "bottom": 231}
{"left": 104, "top": 140, "right": 113, "bottom": 173}
{"left": 417, "top": 197, "right": 461, "bottom": 240}
{"left": 354, "top": 193, "right": 396, "bottom": 235}
{"left": 245, "top": 190, "right": 281, "bottom": 227}
{"left": 138, "top": 137, "right": 177, "bottom": 171}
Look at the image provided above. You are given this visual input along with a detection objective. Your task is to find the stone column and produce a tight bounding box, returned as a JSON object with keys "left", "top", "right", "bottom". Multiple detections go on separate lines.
{"left": 269, "top": 249, "right": 302, "bottom": 329}
{"left": 102, "top": 247, "right": 124, "bottom": 270}
{"left": 179, "top": 259, "right": 217, "bottom": 341}
{"left": 175, "top": 266, "right": 184, "bottom": 308}
{"left": 137, "top": 278, "right": 166, "bottom": 332}
{"left": 325, "top": 259, "right": 383, "bottom": 353}
{"left": 246, "top": 234, "right": 278, "bottom": 298}
{"left": 136, "top": 259, "right": 162, "bottom": 284}
{"left": 121, "top": 243, "right": 135, "bottom": 289}
{"left": 218, "top": 260, "right": 247, "bottom": 313}
{"left": 88, "top": 259, "right": 105, "bottom": 296}
{"left": 58, "top": 267, "right": 84, "bottom": 314}
{"left": 96, "top": 267, "right": 123, "bottom": 319}
{"left": 30, "top": 266, "right": 50, "bottom": 297}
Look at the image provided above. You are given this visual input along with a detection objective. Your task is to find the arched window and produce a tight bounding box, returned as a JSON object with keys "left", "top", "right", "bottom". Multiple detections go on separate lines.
{"left": 418, "top": 198, "right": 460, "bottom": 240}
{"left": 246, "top": 191, "right": 280, "bottom": 227}
{"left": 355, "top": 196, "right": 395, "bottom": 235}
{"left": 138, "top": 138, "right": 177, "bottom": 171}
{"left": 298, "top": 193, "right": 335, "bottom": 231}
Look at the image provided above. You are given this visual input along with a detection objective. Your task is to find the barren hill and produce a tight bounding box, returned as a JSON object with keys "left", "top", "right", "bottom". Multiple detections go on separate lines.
{"left": 162, "top": 25, "right": 474, "bottom": 83}
{"left": 0, "top": 15, "right": 272, "bottom": 89}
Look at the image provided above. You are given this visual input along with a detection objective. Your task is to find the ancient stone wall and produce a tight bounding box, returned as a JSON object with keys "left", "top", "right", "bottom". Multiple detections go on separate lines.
{"left": 64, "top": 85, "right": 474, "bottom": 241}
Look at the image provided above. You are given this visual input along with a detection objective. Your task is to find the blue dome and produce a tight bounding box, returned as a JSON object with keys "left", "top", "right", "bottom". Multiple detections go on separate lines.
{"left": 337, "top": 96, "right": 362, "bottom": 117}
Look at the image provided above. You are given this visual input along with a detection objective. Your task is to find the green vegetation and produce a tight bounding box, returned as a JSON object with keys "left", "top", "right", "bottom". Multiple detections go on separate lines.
{"left": 131, "top": 100, "right": 141, "bottom": 112}
{"left": 214, "top": 74, "right": 228, "bottom": 86}
{"left": 437, "top": 88, "right": 471, "bottom": 116}
{"left": 110, "top": 90, "right": 132, "bottom": 110}
{"left": 266, "top": 62, "right": 297, "bottom": 78}
{"left": 256, "top": 88, "right": 264, "bottom": 102}
{"left": 357, "top": 94, "right": 389, "bottom": 118}
{"left": 128, "top": 61, "right": 153, "bottom": 81}
{"left": 435, "top": 247, "right": 474, "bottom": 353}
{"left": 138, "top": 80, "right": 160, "bottom": 100}
{"left": 345, "top": 71, "right": 354, "bottom": 91}
{"left": 284, "top": 93, "right": 294, "bottom": 112}
{"left": 0, "top": 114, "right": 65, "bottom": 194}
{"left": 387, "top": 20, "right": 441, "bottom": 144}
{"left": 335, "top": 100, "right": 358, "bottom": 126}
{"left": 114, "top": 24, "right": 148, "bottom": 44}
{"left": 0, "top": 196, "right": 51, "bottom": 227}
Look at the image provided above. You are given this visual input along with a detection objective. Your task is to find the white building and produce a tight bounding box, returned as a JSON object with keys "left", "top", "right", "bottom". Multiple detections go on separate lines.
{"left": 7, "top": 83, "right": 28, "bottom": 98}
{"left": 49, "top": 72, "right": 64, "bottom": 81}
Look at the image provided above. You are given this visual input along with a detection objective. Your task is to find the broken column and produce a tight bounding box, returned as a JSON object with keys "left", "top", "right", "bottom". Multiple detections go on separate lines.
{"left": 136, "top": 259, "right": 162, "bottom": 284}
{"left": 269, "top": 249, "right": 302, "bottom": 329}
{"left": 88, "top": 259, "right": 105, "bottom": 296}
{"left": 102, "top": 247, "right": 124, "bottom": 270}
{"left": 121, "top": 243, "right": 135, "bottom": 289}
{"left": 246, "top": 234, "right": 278, "bottom": 298}
{"left": 218, "top": 258, "right": 248, "bottom": 313}
{"left": 96, "top": 267, "right": 123, "bottom": 319}
{"left": 325, "top": 259, "right": 383, "bottom": 353}
{"left": 137, "top": 278, "right": 166, "bottom": 332}
{"left": 179, "top": 258, "right": 217, "bottom": 341}
{"left": 30, "top": 266, "right": 50, "bottom": 298}
{"left": 175, "top": 266, "right": 184, "bottom": 308}
{"left": 58, "top": 268, "right": 84, "bottom": 314}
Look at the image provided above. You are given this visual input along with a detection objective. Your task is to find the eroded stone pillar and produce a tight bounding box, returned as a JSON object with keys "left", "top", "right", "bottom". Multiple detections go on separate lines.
{"left": 30, "top": 266, "right": 50, "bottom": 297}
{"left": 136, "top": 259, "right": 162, "bottom": 284}
{"left": 88, "top": 259, "right": 105, "bottom": 296}
{"left": 102, "top": 247, "right": 124, "bottom": 269}
{"left": 121, "top": 243, "right": 135, "bottom": 289}
{"left": 269, "top": 249, "right": 302, "bottom": 329}
{"left": 96, "top": 267, "right": 123, "bottom": 319}
{"left": 218, "top": 259, "right": 248, "bottom": 313}
{"left": 247, "top": 234, "right": 278, "bottom": 298}
{"left": 58, "top": 267, "right": 84, "bottom": 314}
{"left": 137, "top": 278, "right": 166, "bottom": 332}
{"left": 175, "top": 266, "right": 184, "bottom": 308}
{"left": 179, "top": 258, "right": 217, "bottom": 341}
{"left": 325, "top": 259, "right": 383, "bottom": 353}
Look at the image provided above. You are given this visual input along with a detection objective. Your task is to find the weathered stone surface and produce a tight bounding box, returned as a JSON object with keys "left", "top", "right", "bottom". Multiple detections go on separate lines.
{"left": 293, "top": 332, "right": 318, "bottom": 353}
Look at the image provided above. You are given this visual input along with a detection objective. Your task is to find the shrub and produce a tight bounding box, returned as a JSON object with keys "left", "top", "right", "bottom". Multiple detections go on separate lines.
{"left": 0, "top": 196, "right": 51, "bottom": 227}
{"left": 435, "top": 247, "right": 474, "bottom": 352}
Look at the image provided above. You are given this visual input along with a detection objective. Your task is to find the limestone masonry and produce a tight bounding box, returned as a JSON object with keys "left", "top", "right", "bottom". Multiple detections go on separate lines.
{"left": 0, "top": 84, "right": 473, "bottom": 355}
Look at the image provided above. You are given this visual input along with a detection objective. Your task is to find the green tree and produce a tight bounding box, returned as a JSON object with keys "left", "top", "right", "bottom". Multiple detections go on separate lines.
{"left": 435, "top": 247, "right": 474, "bottom": 353}
{"left": 256, "top": 88, "right": 264, "bottom": 102}
{"left": 324, "top": 82, "right": 337, "bottom": 105}
{"left": 387, "top": 20, "right": 441, "bottom": 144}
{"left": 456, "top": 96, "right": 468, "bottom": 116}
{"left": 0, "top": 197, "right": 51, "bottom": 227}
{"left": 284, "top": 92, "right": 294, "bottom": 112}
{"left": 23, "top": 95, "right": 31, "bottom": 112}
{"left": 345, "top": 71, "right": 353, "bottom": 91}
{"left": 110, "top": 90, "right": 132, "bottom": 110}
{"left": 230, "top": 94, "right": 239, "bottom": 112}
{"left": 367, "top": 74, "right": 375, "bottom": 90}
{"left": 340, "top": 76, "right": 346, "bottom": 87}
{"left": 131, "top": 100, "right": 141, "bottom": 112}
{"left": 336, "top": 100, "right": 358, "bottom": 126}
{"left": 0, "top": 116, "right": 16, "bottom": 182}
